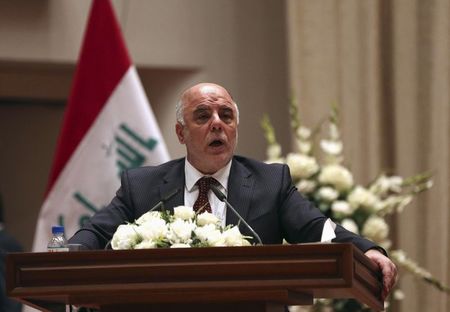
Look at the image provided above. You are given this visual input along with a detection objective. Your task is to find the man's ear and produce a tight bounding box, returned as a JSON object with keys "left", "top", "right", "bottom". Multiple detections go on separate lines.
{"left": 175, "top": 123, "right": 185, "bottom": 144}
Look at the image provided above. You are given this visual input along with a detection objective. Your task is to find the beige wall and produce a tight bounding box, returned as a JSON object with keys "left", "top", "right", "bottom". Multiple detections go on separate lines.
{"left": 0, "top": 0, "right": 290, "bottom": 250}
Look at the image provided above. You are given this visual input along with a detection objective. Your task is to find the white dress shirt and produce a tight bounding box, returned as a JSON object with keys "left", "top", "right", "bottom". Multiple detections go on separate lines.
{"left": 184, "top": 159, "right": 232, "bottom": 227}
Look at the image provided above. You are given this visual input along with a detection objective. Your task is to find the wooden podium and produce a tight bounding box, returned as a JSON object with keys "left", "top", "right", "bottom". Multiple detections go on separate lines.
{"left": 6, "top": 243, "right": 383, "bottom": 312}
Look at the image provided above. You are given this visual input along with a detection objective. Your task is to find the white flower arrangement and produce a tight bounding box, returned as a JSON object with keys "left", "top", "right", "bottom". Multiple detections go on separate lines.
{"left": 111, "top": 206, "right": 252, "bottom": 250}
{"left": 261, "top": 102, "right": 449, "bottom": 311}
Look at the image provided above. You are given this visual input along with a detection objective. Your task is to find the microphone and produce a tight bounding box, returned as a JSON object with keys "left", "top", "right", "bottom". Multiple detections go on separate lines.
{"left": 210, "top": 184, "right": 263, "bottom": 245}
{"left": 149, "top": 188, "right": 181, "bottom": 212}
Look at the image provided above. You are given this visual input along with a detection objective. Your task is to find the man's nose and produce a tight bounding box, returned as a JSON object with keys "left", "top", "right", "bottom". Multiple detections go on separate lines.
{"left": 210, "top": 113, "right": 223, "bottom": 131}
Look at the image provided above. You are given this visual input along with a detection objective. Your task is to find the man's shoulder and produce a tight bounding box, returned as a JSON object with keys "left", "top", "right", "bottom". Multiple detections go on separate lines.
{"left": 233, "top": 155, "right": 286, "bottom": 174}
{"left": 0, "top": 230, "right": 23, "bottom": 253}
{"left": 125, "top": 158, "right": 184, "bottom": 178}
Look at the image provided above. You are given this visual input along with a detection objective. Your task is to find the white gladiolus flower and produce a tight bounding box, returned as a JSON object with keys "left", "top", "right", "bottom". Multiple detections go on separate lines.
{"left": 318, "top": 164, "right": 354, "bottom": 191}
{"left": 329, "top": 123, "right": 340, "bottom": 140}
{"left": 111, "top": 224, "right": 140, "bottom": 250}
{"left": 374, "top": 197, "right": 396, "bottom": 214}
{"left": 370, "top": 175, "right": 391, "bottom": 195}
{"left": 297, "top": 126, "right": 311, "bottom": 139}
{"left": 396, "top": 195, "right": 413, "bottom": 212}
{"left": 173, "top": 205, "right": 195, "bottom": 220}
{"left": 317, "top": 187, "right": 339, "bottom": 202}
{"left": 424, "top": 180, "right": 434, "bottom": 189}
{"left": 267, "top": 143, "right": 282, "bottom": 160}
{"left": 197, "top": 212, "right": 220, "bottom": 226}
{"left": 331, "top": 201, "right": 354, "bottom": 216}
{"left": 370, "top": 174, "right": 403, "bottom": 196}
{"left": 370, "top": 175, "right": 404, "bottom": 196}
{"left": 286, "top": 153, "right": 319, "bottom": 179}
{"left": 362, "top": 216, "right": 389, "bottom": 243}
{"left": 375, "top": 195, "right": 412, "bottom": 214}
{"left": 341, "top": 219, "right": 359, "bottom": 234}
{"left": 392, "top": 250, "right": 406, "bottom": 262}
{"left": 137, "top": 218, "right": 168, "bottom": 241}
{"left": 348, "top": 186, "right": 378, "bottom": 211}
{"left": 298, "top": 141, "right": 312, "bottom": 154}
{"left": 388, "top": 176, "right": 403, "bottom": 193}
{"left": 296, "top": 179, "right": 317, "bottom": 194}
{"left": 393, "top": 289, "right": 405, "bottom": 301}
{"left": 167, "top": 219, "right": 195, "bottom": 244}
{"left": 320, "top": 140, "right": 343, "bottom": 156}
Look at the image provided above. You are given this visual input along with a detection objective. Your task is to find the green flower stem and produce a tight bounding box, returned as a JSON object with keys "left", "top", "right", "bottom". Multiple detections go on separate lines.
{"left": 260, "top": 114, "right": 277, "bottom": 145}
{"left": 391, "top": 250, "right": 450, "bottom": 294}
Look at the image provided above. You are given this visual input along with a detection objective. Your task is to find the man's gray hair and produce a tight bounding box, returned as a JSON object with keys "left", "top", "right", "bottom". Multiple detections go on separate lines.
{"left": 175, "top": 100, "right": 185, "bottom": 125}
{"left": 176, "top": 99, "right": 240, "bottom": 125}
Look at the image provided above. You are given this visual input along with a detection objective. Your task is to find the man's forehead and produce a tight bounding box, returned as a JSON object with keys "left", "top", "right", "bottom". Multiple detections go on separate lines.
{"left": 193, "top": 102, "right": 234, "bottom": 110}
{"left": 181, "top": 83, "right": 235, "bottom": 113}
{"left": 199, "top": 85, "right": 219, "bottom": 95}
{"left": 189, "top": 92, "right": 233, "bottom": 107}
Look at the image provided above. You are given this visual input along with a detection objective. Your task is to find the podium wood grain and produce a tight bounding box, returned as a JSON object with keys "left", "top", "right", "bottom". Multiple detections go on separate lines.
{"left": 6, "top": 243, "right": 383, "bottom": 311}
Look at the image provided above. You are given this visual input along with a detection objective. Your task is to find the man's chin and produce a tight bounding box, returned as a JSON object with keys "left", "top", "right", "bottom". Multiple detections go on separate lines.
{"left": 200, "top": 154, "right": 232, "bottom": 173}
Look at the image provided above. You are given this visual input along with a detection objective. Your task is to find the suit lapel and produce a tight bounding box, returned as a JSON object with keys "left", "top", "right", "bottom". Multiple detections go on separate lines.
{"left": 226, "top": 158, "right": 254, "bottom": 226}
{"left": 159, "top": 159, "right": 185, "bottom": 212}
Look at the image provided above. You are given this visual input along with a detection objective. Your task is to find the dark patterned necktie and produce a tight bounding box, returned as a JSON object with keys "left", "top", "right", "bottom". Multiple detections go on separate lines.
{"left": 193, "top": 177, "right": 218, "bottom": 213}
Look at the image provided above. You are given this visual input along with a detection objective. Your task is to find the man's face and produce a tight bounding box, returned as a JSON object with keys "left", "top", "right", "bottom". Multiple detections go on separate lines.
{"left": 176, "top": 84, "right": 238, "bottom": 174}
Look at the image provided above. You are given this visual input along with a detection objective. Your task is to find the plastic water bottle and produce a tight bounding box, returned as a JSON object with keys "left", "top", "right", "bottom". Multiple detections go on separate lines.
{"left": 47, "top": 226, "right": 69, "bottom": 252}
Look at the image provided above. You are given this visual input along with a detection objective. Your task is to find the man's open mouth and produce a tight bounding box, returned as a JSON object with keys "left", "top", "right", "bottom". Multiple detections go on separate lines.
{"left": 209, "top": 139, "right": 224, "bottom": 147}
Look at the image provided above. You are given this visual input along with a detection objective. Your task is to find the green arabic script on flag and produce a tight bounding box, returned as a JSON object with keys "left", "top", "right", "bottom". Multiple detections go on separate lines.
{"left": 61, "top": 122, "right": 162, "bottom": 228}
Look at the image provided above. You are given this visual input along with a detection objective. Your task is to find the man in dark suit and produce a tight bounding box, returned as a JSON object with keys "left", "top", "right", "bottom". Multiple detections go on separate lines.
{"left": 69, "top": 82, "right": 397, "bottom": 300}
{"left": 0, "top": 196, "right": 23, "bottom": 312}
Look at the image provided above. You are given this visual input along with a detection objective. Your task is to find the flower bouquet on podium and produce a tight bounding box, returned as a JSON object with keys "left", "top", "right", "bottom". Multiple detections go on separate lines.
{"left": 111, "top": 205, "right": 251, "bottom": 249}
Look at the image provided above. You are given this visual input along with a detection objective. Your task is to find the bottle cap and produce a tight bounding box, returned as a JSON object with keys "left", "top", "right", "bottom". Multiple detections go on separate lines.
{"left": 51, "top": 226, "right": 65, "bottom": 234}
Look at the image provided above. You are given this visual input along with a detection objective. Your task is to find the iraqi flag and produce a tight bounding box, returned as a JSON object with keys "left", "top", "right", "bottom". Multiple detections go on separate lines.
{"left": 32, "top": 0, "right": 170, "bottom": 251}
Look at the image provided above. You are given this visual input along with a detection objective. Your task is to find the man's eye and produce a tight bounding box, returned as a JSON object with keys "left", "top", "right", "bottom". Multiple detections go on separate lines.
{"left": 195, "top": 112, "right": 210, "bottom": 121}
{"left": 221, "top": 112, "right": 234, "bottom": 122}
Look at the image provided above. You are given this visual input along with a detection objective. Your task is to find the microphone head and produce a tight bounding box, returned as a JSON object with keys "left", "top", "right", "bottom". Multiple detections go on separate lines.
{"left": 210, "top": 184, "right": 226, "bottom": 202}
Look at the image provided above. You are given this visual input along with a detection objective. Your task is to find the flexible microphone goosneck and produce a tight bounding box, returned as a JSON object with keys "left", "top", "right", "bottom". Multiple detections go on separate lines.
{"left": 149, "top": 188, "right": 181, "bottom": 212}
{"left": 210, "top": 184, "right": 263, "bottom": 245}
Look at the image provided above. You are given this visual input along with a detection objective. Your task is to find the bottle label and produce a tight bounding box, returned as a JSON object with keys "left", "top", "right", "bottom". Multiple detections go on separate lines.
{"left": 48, "top": 247, "right": 69, "bottom": 252}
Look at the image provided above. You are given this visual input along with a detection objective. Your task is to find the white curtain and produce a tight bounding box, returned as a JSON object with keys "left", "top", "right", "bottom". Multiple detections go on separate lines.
{"left": 286, "top": 0, "right": 449, "bottom": 311}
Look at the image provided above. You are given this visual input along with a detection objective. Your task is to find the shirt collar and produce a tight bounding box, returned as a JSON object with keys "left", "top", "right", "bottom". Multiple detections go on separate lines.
{"left": 185, "top": 158, "right": 232, "bottom": 192}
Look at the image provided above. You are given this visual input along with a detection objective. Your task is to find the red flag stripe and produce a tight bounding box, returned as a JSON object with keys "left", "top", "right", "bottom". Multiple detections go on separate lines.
{"left": 47, "top": 0, "right": 131, "bottom": 194}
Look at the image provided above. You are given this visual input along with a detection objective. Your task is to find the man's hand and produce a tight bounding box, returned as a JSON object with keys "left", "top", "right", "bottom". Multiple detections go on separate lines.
{"left": 365, "top": 249, "right": 398, "bottom": 300}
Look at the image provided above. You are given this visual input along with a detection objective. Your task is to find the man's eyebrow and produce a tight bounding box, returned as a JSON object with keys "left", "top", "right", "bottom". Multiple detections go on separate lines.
{"left": 193, "top": 105, "right": 210, "bottom": 112}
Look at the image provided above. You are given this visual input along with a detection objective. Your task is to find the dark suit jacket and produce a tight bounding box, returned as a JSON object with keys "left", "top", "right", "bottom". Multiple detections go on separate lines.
{"left": 69, "top": 156, "right": 378, "bottom": 252}
{"left": 0, "top": 230, "right": 23, "bottom": 312}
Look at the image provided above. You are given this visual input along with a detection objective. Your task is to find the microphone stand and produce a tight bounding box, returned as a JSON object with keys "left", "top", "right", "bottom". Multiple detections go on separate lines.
{"left": 210, "top": 184, "right": 263, "bottom": 245}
